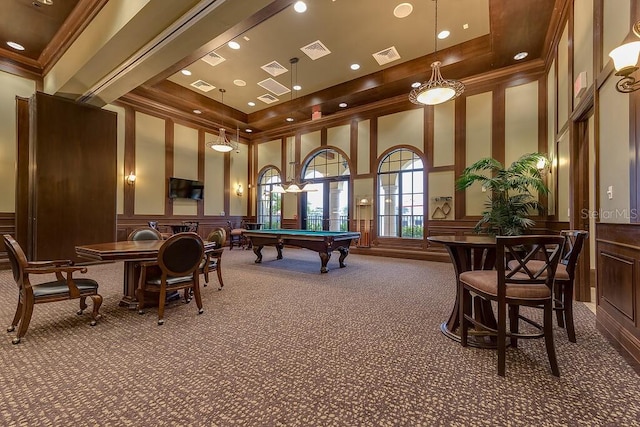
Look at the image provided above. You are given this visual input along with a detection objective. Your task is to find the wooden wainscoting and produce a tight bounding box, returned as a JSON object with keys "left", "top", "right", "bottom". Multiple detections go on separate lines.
{"left": 596, "top": 223, "right": 640, "bottom": 369}
{"left": 116, "top": 216, "right": 243, "bottom": 243}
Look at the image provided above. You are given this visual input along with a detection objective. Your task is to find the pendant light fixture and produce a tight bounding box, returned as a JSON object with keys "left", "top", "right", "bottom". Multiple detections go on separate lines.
{"left": 409, "top": 0, "right": 464, "bottom": 106}
{"left": 209, "top": 88, "right": 237, "bottom": 153}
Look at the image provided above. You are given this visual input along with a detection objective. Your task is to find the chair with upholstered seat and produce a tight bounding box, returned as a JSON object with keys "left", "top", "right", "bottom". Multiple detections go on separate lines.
{"left": 128, "top": 227, "right": 163, "bottom": 241}
{"left": 227, "top": 220, "right": 247, "bottom": 249}
{"left": 507, "top": 230, "right": 589, "bottom": 343}
{"left": 554, "top": 230, "right": 589, "bottom": 342}
{"left": 200, "top": 228, "right": 226, "bottom": 289}
{"left": 3, "top": 234, "right": 102, "bottom": 344}
{"left": 182, "top": 221, "right": 199, "bottom": 233}
{"left": 459, "top": 235, "right": 565, "bottom": 377}
{"left": 135, "top": 232, "right": 205, "bottom": 325}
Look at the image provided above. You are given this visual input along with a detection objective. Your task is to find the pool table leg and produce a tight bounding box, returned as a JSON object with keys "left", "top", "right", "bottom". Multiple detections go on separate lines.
{"left": 319, "top": 252, "right": 331, "bottom": 273}
{"left": 275, "top": 242, "right": 284, "bottom": 260}
{"left": 338, "top": 247, "right": 349, "bottom": 268}
{"left": 253, "top": 245, "right": 263, "bottom": 263}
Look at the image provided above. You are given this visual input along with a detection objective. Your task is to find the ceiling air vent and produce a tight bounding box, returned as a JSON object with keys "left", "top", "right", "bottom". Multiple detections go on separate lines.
{"left": 300, "top": 40, "right": 331, "bottom": 60}
{"left": 190, "top": 80, "right": 215, "bottom": 92}
{"left": 372, "top": 46, "right": 401, "bottom": 66}
{"left": 257, "top": 94, "right": 279, "bottom": 104}
{"left": 201, "top": 51, "right": 226, "bottom": 67}
{"left": 261, "top": 60, "right": 288, "bottom": 77}
{"left": 258, "top": 78, "right": 290, "bottom": 96}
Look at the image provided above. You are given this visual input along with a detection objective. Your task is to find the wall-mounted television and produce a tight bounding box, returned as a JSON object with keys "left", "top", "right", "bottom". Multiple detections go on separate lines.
{"left": 169, "top": 177, "right": 204, "bottom": 200}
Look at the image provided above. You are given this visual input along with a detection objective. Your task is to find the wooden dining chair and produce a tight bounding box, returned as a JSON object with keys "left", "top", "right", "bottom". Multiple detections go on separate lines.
{"left": 128, "top": 227, "right": 163, "bottom": 241}
{"left": 136, "top": 232, "right": 205, "bottom": 325}
{"left": 459, "top": 235, "right": 565, "bottom": 376}
{"left": 3, "top": 234, "right": 102, "bottom": 344}
{"left": 200, "top": 228, "right": 226, "bottom": 290}
{"left": 227, "top": 220, "right": 247, "bottom": 249}
{"left": 506, "top": 230, "right": 589, "bottom": 343}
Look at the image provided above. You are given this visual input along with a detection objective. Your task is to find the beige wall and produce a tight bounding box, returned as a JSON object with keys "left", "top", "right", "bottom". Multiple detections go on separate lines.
{"left": 0, "top": 72, "right": 36, "bottom": 213}
{"left": 257, "top": 139, "right": 282, "bottom": 175}
{"left": 357, "top": 119, "right": 370, "bottom": 175}
{"left": 229, "top": 143, "right": 248, "bottom": 216}
{"left": 172, "top": 123, "right": 199, "bottom": 216}
{"left": 505, "top": 81, "right": 539, "bottom": 165}
{"left": 465, "top": 91, "right": 493, "bottom": 216}
{"left": 547, "top": 59, "right": 556, "bottom": 216}
{"left": 428, "top": 171, "right": 455, "bottom": 220}
{"left": 300, "top": 131, "right": 320, "bottom": 163}
{"left": 134, "top": 112, "right": 165, "bottom": 215}
{"left": 103, "top": 104, "right": 126, "bottom": 215}
{"left": 378, "top": 109, "right": 423, "bottom": 156}
{"left": 204, "top": 131, "right": 225, "bottom": 216}
{"left": 557, "top": 23, "right": 569, "bottom": 129}
{"left": 433, "top": 101, "right": 455, "bottom": 167}
{"left": 327, "top": 124, "right": 350, "bottom": 158}
{"left": 598, "top": 77, "right": 630, "bottom": 224}
{"left": 573, "top": 0, "right": 594, "bottom": 97}
{"left": 603, "top": 0, "right": 631, "bottom": 59}
{"left": 557, "top": 130, "right": 570, "bottom": 222}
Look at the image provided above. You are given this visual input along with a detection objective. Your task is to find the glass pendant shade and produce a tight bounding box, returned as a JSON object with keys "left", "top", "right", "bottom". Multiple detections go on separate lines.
{"left": 410, "top": 61, "right": 464, "bottom": 105}
{"left": 609, "top": 41, "right": 640, "bottom": 75}
{"left": 210, "top": 128, "right": 234, "bottom": 152}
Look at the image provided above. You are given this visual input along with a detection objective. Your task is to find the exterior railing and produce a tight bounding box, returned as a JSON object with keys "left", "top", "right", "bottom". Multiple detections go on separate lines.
{"left": 305, "top": 215, "right": 349, "bottom": 231}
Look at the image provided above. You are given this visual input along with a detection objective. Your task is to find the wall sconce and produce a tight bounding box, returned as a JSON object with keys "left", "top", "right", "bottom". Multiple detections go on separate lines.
{"left": 235, "top": 184, "right": 243, "bottom": 197}
{"left": 125, "top": 172, "right": 136, "bottom": 185}
{"left": 608, "top": 21, "right": 640, "bottom": 93}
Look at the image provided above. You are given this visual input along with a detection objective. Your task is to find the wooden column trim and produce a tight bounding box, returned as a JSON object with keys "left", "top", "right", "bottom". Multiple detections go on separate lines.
{"left": 165, "top": 119, "right": 174, "bottom": 217}
{"left": 123, "top": 106, "right": 135, "bottom": 218}
{"left": 320, "top": 127, "right": 328, "bottom": 146}
{"left": 492, "top": 87, "right": 506, "bottom": 165}
{"left": 198, "top": 129, "right": 205, "bottom": 218}
{"left": 454, "top": 97, "right": 466, "bottom": 220}
{"left": 370, "top": 118, "right": 378, "bottom": 238}
{"left": 350, "top": 119, "right": 358, "bottom": 176}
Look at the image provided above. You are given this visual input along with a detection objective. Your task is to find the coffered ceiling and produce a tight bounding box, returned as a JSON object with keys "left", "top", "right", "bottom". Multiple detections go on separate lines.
{"left": 0, "top": 0, "right": 563, "bottom": 134}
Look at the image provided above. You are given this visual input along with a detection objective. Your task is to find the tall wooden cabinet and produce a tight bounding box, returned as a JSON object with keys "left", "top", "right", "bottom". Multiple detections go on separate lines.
{"left": 16, "top": 92, "right": 117, "bottom": 261}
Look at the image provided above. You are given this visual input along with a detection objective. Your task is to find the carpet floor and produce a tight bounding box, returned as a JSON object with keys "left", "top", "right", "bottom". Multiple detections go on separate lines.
{"left": 0, "top": 247, "right": 638, "bottom": 426}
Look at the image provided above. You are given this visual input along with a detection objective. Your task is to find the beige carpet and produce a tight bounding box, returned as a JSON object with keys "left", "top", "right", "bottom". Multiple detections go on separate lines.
{"left": 0, "top": 247, "right": 638, "bottom": 426}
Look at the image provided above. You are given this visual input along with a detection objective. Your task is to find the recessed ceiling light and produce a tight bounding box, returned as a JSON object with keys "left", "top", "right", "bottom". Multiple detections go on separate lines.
{"left": 294, "top": 1, "right": 307, "bottom": 13}
{"left": 36, "top": 0, "right": 53, "bottom": 4}
{"left": 350, "top": 64, "right": 360, "bottom": 70}
{"left": 246, "top": 129, "right": 253, "bottom": 133}
{"left": 243, "top": 36, "right": 250, "bottom": 41}
{"left": 234, "top": 79, "right": 246, "bottom": 87}
{"left": 181, "top": 69, "right": 192, "bottom": 76}
{"left": 463, "top": 23, "right": 469, "bottom": 30}
{"left": 393, "top": 3, "right": 413, "bottom": 19}
{"left": 7, "top": 41, "right": 25, "bottom": 51}
{"left": 286, "top": 117, "right": 295, "bottom": 122}
{"left": 193, "top": 109, "right": 202, "bottom": 114}
{"left": 228, "top": 41, "right": 240, "bottom": 50}
{"left": 339, "top": 102, "right": 348, "bottom": 108}
{"left": 411, "top": 82, "right": 421, "bottom": 88}
{"left": 437, "top": 30, "right": 450, "bottom": 40}
{"left": 293, "top": 84, "right": 302, "bottom": 91}
{"left": 514, "top": 52, "right": 528, "bottom": 60}
{"left": 248, "top": 101, "right": 256, "bottom": 107}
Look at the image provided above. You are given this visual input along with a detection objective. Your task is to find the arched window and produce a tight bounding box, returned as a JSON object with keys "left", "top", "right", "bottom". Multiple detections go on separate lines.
{"left": 257, "top": 167, "right": 282, "bottom": 229}
{"left": 378, "top": 149, "right": 424, "bottom": 238}
{"left": 301, "top": 148, "right": 350, "bottom": 231}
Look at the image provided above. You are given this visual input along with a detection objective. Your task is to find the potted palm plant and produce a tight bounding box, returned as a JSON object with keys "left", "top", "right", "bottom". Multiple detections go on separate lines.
{"left": 456, "top": 152, "right": 549, "bottom": 236}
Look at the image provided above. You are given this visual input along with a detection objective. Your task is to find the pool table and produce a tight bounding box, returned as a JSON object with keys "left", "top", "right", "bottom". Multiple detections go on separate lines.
{"left": 243, "top": 229, "right": 361, "bottom": 273}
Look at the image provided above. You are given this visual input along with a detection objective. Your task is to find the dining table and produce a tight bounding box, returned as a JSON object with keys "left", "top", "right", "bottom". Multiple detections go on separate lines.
{"left": 427, "top": 235, "right": 498, "bottom": 348}
{"left": 75, "top": 239, "right": 218, "bottom": 309}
